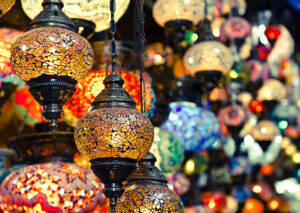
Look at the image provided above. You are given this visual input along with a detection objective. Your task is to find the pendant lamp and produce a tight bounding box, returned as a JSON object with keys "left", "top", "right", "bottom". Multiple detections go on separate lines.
{"left": 10, "top": 0, "right": 93, "bottom": 134}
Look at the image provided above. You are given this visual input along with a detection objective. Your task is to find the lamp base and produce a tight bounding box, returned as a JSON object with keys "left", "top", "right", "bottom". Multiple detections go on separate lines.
{"left": 90, "top": 157, "right": 137, "bottom": 212}
{"left": 195, "top": 70, "right": 222, "bottom": 94}
{"left": 28, "top": 75, "right": 76, "bottom": 134}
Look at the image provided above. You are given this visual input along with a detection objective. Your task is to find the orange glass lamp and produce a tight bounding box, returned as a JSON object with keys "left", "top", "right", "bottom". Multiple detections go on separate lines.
{"left": 10, "top": 0, "right": 93, "bottom": 134}
{"left": 0, "top": 161, "right": 107, "bottom": 212}
{"left": 242, "top": 198, "right": 264, "bottom": 213}
{"left": 0, "top": 0, "right": 15, "bottom": 17}
{"left": 183, "top": 41, "right": 233, "bottom": 92}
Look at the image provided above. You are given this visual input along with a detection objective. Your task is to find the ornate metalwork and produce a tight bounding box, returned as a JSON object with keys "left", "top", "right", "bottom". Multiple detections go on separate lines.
{"left": 113, "top": 153, "right": 184, "bottom": 212}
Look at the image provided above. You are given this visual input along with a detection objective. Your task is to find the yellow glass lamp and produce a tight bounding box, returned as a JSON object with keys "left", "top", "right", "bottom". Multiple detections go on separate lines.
{"left": 0, "top": 0, "right": 15, "bottom": 17}
{"left": 10, "top": 0, "right": 93, "bottom": 133}
{"left": 113, "top": 153, "right": 184, "bottom": 212}
{"left": 183, "top": 41, "right": 233, "bottom": 92}
{"left": 74, "top": 72, "right": 154, "bottom": 210}
{"left": 21, "top": 0, "right": 130, "bottom": 32}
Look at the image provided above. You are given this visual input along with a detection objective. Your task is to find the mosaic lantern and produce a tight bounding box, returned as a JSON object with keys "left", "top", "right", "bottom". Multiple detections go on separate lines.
{"left": 222, "top": 17, "right": 251, "bottom": 40}
{"left": 74, "top": 72, "right": 154, "bottom": 210}
{"left": 21, "top": 0, "right": 130, "bottom": 32}
{"left": 257, "top": 79, "right": 286, "bottom": 102}
{"left": 161, "top": 101, "right": 220, "bottom": 152}
{"left": 201, "top": 192, "right": 227, "bottom": 212}
{"left": 150, "top": 127, "right": 184, "bottom": 173}
{"left": 0, "top": 0, "right": 15, "bottom": 17}
{"left": 10, "top": 0, "right": 93, "bottom": 133}
{"left": 0, "top": 161, "right": 107, "bottom": 212}
{"left": 144, "top": 42, "right": 174, "bottom": 68}
{"left": 113, "top": 153, "right": 184, "bottom": 212}
{"left": 183, "top": 41, "right": 233, "bottom": 92}
{"left": 242, "top": 198, "right": 264, "bottom": 213}
{"left": 166, "top": 172, "right": 191, "bottom": 196}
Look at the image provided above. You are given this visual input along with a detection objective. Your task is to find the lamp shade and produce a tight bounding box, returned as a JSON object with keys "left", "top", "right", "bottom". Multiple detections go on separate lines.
{"left": 161, "top": 101, "right": 220, "bottom": 152}
{"left": 222, "top": 17, "right": 251, "bottom": 40}
{"left": 218, "top": 104, "right": 250, "bottom": 127}
{"left": 250, "top": 120, "right": 281, "bottom": 141}
{"left": 152, "top": 0, "right": 204, "bottom": 27}
{"left": 0, "top": 161, "right": 107, "bottom": 212}
{"left": 21, "top": 0, "right": 130, "bottom": 32}
{"left": 144, "top": 42, "right": 174, "bottom": 68}
{"left": 0, "top": 0, "right": 15, "bottom": 17}
{"left": 242, "top": 198, "right": 264, "bottom": 213}
{"left": 257, "top": 79, "right": 286, "bottom": 101}
{"left": 183, "top": 41, "right": 233, "bottom": 75}
{"left": 11, "top": 27, "right": 93, "bottom": 82}
{"left": 150, "top": 127, "right": 184, "bottom": 173}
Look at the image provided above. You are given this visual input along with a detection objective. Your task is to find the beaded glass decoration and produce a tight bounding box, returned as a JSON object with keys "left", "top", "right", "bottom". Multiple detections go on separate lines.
{"left": 21, "top": 0, "right": 130, "bottom": 32}
{"left": 0, "top": 161, "right": 107, "bottom": 212}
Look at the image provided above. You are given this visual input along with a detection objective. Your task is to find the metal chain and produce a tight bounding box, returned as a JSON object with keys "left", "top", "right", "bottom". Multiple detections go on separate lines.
{"left": 138, "top": 0, "right": 145, "bottom": 113}
{"left": 110, "top": 0, "right": 117, "bottom": 73}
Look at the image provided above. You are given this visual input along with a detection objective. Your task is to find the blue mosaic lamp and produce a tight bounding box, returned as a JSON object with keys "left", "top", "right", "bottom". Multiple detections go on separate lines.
{"left": 161, "top": 101, "right": 220, "bottom": 152}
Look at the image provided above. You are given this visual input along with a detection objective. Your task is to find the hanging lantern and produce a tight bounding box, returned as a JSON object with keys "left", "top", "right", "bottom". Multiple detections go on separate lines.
{"left": 201, "top": 192, "right": 227, "bottom": 212}
{"left": 21, "top": 0, "right": 130, "bottom": 32}
{"left": 74, "top": 72, "right": 154, "bottom": 210}
{"left": 257, "top": 79, "right": 286, "bottom": 102}
{"left": 183, "top": 41, "right": 233, "bottom": 92}
{"left": 222, "top": 17, "right": 251, "bottom": 40}
{"left": 150, "top": 127, "right": 184, "bottom": 173}
{"left": 144, "top": 42, "right": 174, "bottom": 68}
{"left": 242, "top": 198, "right": 264, "bottom": 213}
{"left": 166, "top": 172, "right": 191, "bottom": 196}
{"left": 161, "top": 101, "right": 220, "bottom": 152}
{"left": 0, "top": 161, "right": 107, "bottom": 212}
{"left": 0, "top": 0, "right": 15, "bottom": 17}
{"left": 113, "top": 153, "right": 184, "bottom": 212}
{"left": 10, "top": 0, "right": 93, "bottom": 133}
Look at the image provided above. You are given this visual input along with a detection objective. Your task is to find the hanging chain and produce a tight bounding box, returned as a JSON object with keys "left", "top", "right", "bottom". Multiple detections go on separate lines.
{"left": 110, "top": 0, "right": 117, "bottom": 74}
{"left": 137, "top": 0, "right": 145, "bottom": 114}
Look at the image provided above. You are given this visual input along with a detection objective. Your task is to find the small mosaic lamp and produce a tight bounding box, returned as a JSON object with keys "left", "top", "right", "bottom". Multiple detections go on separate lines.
{"left": 0, "top": 0, "right": 15, "bottom": 17}
{"left": 113, "top": 152, "right": 184, "bottom": 212}
{"left": 10, "top": 0, "right": 93, "bottom": 133}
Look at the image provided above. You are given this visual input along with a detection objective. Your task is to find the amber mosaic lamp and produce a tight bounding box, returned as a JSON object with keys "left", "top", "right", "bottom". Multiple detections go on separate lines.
{"left": 74, "top": 0, "right": 154, "bottom": 211}
{"left": 113, "top": 152, "right": 184, "bottom": 212}
{"left": 0, "top": 0, "right": 15, "bottom": 18}
{"left": 10, "top": 0, "right": 93, "bottom": 134}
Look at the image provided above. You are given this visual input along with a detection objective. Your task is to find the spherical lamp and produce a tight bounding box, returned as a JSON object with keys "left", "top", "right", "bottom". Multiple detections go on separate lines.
{"left": 0, "top": 0, "right": 15, "bottom": 17}
{"left": 0, "top": 161, "right": 107, "bottom": 212}
{"left": 113, "top": 153, "right": 184, "bottom": 212}
{"left": 150, "top": 127, "right": 184, "bottom": 173}
{"left": 21, "top": 0, "right": 130, "bottom": 32}
{"left": 161, "top": 101, "right": 220, "bottom": 152}
{"left": 10, "top": 0, "right": 93, "bottom": 133}
{"left": 166, "top": 172, "right": 191, "bottom": 196}
{"left": 250, "top": 120, "right": 281, "bottom": 141}
{"left": 257, "top": 79, "right": 286, "bottom": 102}
{"left": 74, "top": 71, "right": 154, "bottom": 210}
{"left": 242, "top": 198, "right": 264, "bottom": 213}
{"left": 183, "top": 41, "right": 233, "bottom": 92}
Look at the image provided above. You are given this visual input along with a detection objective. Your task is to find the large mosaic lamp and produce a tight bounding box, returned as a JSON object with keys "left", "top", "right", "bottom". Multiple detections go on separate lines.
{"left": 10, "top": 0, "right": 93, "bottom": 134}
{"left": 113, "top": 152, "right": 184, "bottom": 212}
{"left": 0, "top": 0, "right": 15, "bottom": 17}
{"left": 0, "top": 161, "right": 107, "bottom": 212}
{"left": 21, "top": 0, "right": 130, "bottom": 32}
{"left": 75, "top": 71, "right": 154, "bottom": 210}
{"left": 183, "top": 41, "right": 234, "bottom": 92}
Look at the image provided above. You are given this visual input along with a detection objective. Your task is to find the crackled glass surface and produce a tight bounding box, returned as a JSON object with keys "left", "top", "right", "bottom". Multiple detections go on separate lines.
{"left": 75, "top": 107, "right": 154, "bottom": 160}
{"left": 150, "top": 127, "right": 184, "bottom": 173}
{"left": 257, "top": 79, "right": 286, "bottom": 101}
{"left": 250, "top": 120, "right": 281, "bottom": 141}
{"left": 153, "top": 0, "right": 220, "bottom": 27}
{"left": 64, "top": 70, "right": 155, "bottom": 127}
{"left": 183, "top": 41, "right": 233, "bottom": 75}
{"left": 21, "top": 0, "right": 130, "bottom": 32}
{"left": 0, "top": 0, "right": 15, "bottom": 17}
{"left": 114, "top": 184, "right": 184, "bottom": 212}
{"left": 0, "top": 161, "right": 107, "bottom": 212}
{"left": 144, "top": 43, "right": 174, "bottom": 68}
{"left": 161, "top": 101, "right": 220, "bottom": 152}
{"left": 10, "top": 27, "right": 93, "bottom": 82}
